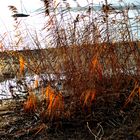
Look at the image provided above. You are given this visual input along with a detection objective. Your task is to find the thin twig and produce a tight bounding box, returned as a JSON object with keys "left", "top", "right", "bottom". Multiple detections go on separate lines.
{"left": 87, "top": 122, "right": 100, "bottom": 140}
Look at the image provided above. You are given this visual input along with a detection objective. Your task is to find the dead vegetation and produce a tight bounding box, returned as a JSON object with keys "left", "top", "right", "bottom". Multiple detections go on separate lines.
{"left": 0, "top": 0, "right": 140, "bottom": 139}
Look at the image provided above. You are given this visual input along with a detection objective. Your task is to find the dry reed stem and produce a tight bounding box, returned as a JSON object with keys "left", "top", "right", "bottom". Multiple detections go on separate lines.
{"left": 1, "top": 0, "right": 139, "bottom": 120}
{"left": 80, "top": 89, "right": 96, "bottom": 112}
{"left": 19, "top": 55, "right": 25, "bottom": 76}
{"left": 123, "top": 81, "right": 139, "bottom": 109}
{"left": 24, "top": 92, "right": 37, "bottom": 113}
{"left": 45, "top": 85, "right": 64, "bottom": 120}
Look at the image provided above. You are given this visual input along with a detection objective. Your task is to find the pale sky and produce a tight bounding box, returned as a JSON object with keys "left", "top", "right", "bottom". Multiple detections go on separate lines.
{"left": 0, "top": 0, "right": 138, "bottom": 47}
{"left": 0, "top": 0, "right": 137, "bottom": 33}
{"left": 0, "top": 0, "right": 43, "bottom": 33}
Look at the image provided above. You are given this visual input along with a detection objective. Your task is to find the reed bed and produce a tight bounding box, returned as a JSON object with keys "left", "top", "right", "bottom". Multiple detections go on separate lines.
{"left": 0, "top": 0, "right": 140, "bottom": 131}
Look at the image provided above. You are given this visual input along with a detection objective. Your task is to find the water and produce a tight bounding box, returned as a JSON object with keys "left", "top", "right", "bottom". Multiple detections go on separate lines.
{"left": 0, "top": 73, "right": 66, "bottom": 99}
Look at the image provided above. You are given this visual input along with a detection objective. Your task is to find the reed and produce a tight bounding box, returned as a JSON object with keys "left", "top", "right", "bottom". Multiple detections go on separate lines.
{"left": 0, "top": 0, "right": 140, "bottom": 121}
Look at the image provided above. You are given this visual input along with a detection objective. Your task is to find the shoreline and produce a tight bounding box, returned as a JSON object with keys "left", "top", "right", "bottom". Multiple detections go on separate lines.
{"left": 0, "top": 40, "right": 139, "bottom": 81}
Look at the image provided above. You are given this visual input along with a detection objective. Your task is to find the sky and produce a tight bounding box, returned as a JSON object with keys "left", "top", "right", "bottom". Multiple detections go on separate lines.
{"left": 0, "top": 0, "right": 43, "bottom": 33}
{"left": 0, "top": 0, "right": 138, "bottom": 48}
{"left": 0, "top": 0, "right": 137, "bottom": 33}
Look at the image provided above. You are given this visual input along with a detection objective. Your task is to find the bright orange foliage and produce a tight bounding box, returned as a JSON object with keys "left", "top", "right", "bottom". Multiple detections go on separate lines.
{"left": 24, "top": 92, "right": 37, "bottom": 113}
{"left": 91, "top": 56, "right": 102, "bottom": 80}
{"left": 45, "top": 85, "right": 64, "bottom": 120}
{"left": 80, "top": 89, "right": 96, "bottom": 112}
{"left": 19, "top": 56, "right": 25, "bottom": 76}
{"left": 34, "top": 75, "right": 39, "bottom": 89}
{"left": 34, "top": 79, "right": 39, "bottom": 89}
{"left": 123, "top": 81, "right": 139, "bottom": 109}
{"left": 92, "top": 57, "right": 98, "bottom": 69}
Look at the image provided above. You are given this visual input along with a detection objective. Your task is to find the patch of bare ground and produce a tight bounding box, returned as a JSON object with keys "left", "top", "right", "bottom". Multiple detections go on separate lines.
{"left": 0, "top": 87, "right": 140, "bottom": 140}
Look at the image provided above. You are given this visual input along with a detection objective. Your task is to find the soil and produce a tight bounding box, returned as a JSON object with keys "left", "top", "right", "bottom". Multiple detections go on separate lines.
{"left": 0, "top": 92, "right": 140, "bottom": 140}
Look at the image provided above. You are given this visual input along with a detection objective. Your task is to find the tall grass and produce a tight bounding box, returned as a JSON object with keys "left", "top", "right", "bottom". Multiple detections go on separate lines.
{"left": 0, "top": 0, "right": 140, "bottom": 120}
